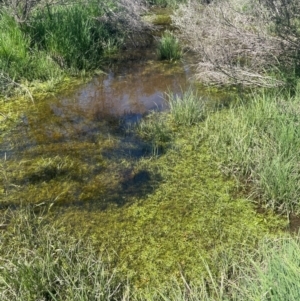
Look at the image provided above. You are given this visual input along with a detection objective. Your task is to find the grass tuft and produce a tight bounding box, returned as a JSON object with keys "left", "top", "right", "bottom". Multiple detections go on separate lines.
{"left": 166, "top": 89, "right": 207, "bottom": 126}
{"left": 157, "top": 30, "right": 182, "bottom": 61}
{"left": 136, "top": 112, "right": 172, "bottom": 155}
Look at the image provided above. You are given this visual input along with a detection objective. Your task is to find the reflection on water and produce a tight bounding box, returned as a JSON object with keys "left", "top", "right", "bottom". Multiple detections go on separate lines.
{"left": 0, "top": 38, "right": 195, "bottom": 209}
{"left": 61, "top": 48, "right": 193, "bottom": 117}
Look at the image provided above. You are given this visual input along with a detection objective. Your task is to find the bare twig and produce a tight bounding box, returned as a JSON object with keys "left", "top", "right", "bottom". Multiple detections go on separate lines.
{"left": 0, "top": 73, "right": 34, "bottom": 102}
{"left": 172, "top": 0, "right": 297, "bottom": 88}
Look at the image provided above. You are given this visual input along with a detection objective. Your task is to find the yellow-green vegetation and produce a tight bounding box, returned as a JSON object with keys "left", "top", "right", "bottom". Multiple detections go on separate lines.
{"left": 143, "top": 12, "right": 172, "bottom": 26}
{"left": 0, "top": 86, "right": 289, "bottom": 292}
{"left": 1, "top": 0, "right": 300, "bottom": 299}
{"left": 0, "top": 208, "right": 298, "bottom": 300}
{"left": 0, "top": 94, "right": 285, "bottom": 287}
{"left": 56, "top": 117, "right": 285, "bottom": 287}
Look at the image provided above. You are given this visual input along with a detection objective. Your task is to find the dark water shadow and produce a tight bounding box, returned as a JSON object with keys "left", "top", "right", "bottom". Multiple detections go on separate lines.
{"left": 93, "top": 169, "right": 163, "bottom": 210}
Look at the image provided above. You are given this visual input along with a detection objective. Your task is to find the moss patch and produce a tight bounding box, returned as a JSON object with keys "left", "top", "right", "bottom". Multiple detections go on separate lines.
{"left": 0, "top": 79, "right": 287, "bottom": 290}
{"left": 55, "top": 122, "right": 286, "bottom": 288}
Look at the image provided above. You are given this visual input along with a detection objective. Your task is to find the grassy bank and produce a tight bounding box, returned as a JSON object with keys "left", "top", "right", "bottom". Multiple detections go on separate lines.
{"left": 202, "top": 88, "right": 300, "bottom": 214}
{"left": 0, "top": 0, "right": 148, "bottom": 97}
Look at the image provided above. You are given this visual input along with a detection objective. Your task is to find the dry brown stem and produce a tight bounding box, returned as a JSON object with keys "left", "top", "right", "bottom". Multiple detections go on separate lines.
{"left": 172, "top": 0, "right": 288, "bottom": 87}
{"left": 97, "top": 0, "right": 152, "bottom": 47}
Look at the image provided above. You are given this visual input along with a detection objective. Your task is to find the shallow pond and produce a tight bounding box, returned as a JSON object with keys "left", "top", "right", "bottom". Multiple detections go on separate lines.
{"left": 0, "top": 18, "right": 286, "bottom": 287}
{"left": 0, "top": 28, "right": 194, "bottom": 205}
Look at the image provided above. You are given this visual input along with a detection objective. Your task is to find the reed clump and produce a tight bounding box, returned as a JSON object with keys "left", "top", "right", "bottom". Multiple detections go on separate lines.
{"left": 157, "top": 30, "right": 182, "bottom": 61}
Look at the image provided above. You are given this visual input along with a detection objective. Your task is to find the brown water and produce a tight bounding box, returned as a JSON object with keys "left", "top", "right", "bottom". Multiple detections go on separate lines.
{"left": 59, "top": 49, "right": 193, "bottom": 118}
{"left": 8, "top": 44, "right": 194, "bottom": 151}
{"left": 0, "top": 30, "right": 197, "bottom": 210}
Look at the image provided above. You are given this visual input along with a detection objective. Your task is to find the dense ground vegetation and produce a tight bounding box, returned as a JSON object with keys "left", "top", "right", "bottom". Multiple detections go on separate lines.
{"left": 2, "top": 0, "right": 300, "bottom": 299}
{"left": 204, "top": 89, "right": 300, "bottom": 213}
{"left": 0, "top": 0, "right": 149, "bottom": 96}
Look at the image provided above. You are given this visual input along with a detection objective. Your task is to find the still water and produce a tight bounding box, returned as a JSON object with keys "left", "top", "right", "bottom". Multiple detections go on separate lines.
{"left": 1, "top": 31, "right": 195, "bottom": 208}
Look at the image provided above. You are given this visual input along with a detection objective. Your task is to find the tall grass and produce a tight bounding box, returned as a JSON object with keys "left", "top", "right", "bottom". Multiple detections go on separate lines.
{"left": 204, "top": 89, "right": 300, "bottom": 213}
{"left": 166, "top": 89, "right": 207, "bottom": 126}
{"left": 0, "top": 0, "right": 124, "bottom": 95}
{"left": 0, "top": 208, "right": 124, "bottom": 301}
{"left": 157, "top": 31, "right": 182, "bottom": 61}
{"left": 0, "top": 11, "right": 61, "bottom": 83}
{"left": 26, "top": 3, "right": 118, "bottom": 70}
{"left": 230, "top": 236, "right": 300, "bottom": 300}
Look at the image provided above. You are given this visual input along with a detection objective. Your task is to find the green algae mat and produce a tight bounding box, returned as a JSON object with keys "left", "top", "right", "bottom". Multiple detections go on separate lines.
{"left": 0, "top": 89, "right": 285, "bottom": 290}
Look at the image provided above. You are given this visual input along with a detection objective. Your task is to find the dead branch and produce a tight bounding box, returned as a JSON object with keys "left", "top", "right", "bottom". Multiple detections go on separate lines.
{"left": 172, "top": 0, "right": 292, "bottom": 87}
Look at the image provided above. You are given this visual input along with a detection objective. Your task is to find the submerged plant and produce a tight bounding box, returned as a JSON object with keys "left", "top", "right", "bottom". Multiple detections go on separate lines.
{"left": 136, "top": 112, "right": 172, "bottom": 155}
{"left": 157, "top": 30, "right": 182, "bottom": 61}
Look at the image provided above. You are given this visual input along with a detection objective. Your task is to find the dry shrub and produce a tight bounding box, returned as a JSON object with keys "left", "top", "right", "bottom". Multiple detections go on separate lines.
{"left": 172, "top": 0, "right": 295, "bottom": 87}
{"left": 1, "top": 0, "right": 42, "bottom": 23}
{"left": 98, "top": 0, "right": 152, "bottom": 47}
{"left": 98, "top": 0, "right": 150, "bottom": 32}
{"left": 1, "top": 0, "right": 150, "bottom": 36}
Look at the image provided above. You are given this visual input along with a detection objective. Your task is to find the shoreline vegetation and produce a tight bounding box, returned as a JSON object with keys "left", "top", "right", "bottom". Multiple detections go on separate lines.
{"left": 1, "top": 0, "right": 300, "bottom": 299}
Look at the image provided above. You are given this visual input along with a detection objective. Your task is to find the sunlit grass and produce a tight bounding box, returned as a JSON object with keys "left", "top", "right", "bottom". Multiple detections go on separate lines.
{"left": 0, "top": 207, "right": 295, "bottom": 300}
{"left": 232, "top": 236, "right": 300, "bottom": 300}
{"left": 204, "top": 89, "right": 300, "bottom": 213}
{"left": 157, "top": 30, "right": 182, "bottom": 61}
{"left": 166, "top": 89, "right": 207, "bottom": 126}
{"left": 0, "top": 208, "right": 124, "bottom": 301}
